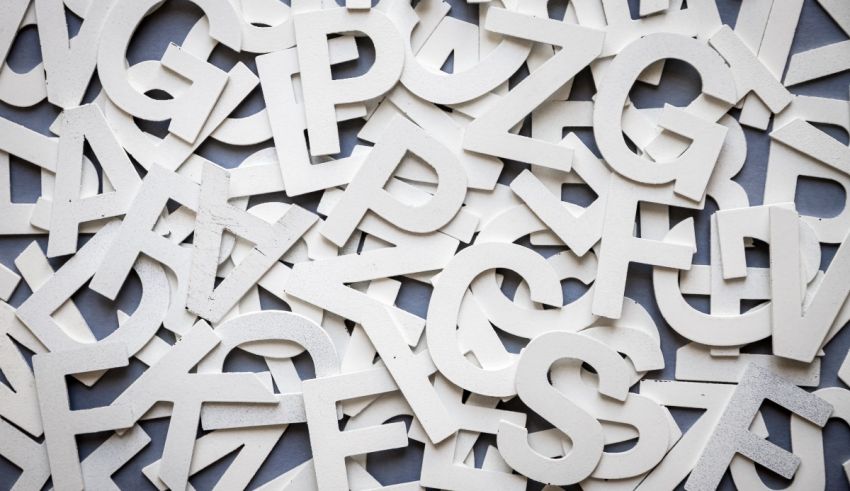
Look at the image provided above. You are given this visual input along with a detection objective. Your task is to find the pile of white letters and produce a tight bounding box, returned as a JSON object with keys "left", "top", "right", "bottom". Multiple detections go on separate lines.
{"left": 0, "top": 0, "right": 849, "bottom": 489}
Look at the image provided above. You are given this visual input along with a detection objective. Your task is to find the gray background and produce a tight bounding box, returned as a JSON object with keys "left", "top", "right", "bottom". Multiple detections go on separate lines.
{"left": 0, "top": 0, "right": 849, "bottom": 489}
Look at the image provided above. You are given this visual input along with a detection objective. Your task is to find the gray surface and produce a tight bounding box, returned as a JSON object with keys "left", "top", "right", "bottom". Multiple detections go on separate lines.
{"left": 1, "top": 0, "right": 849, "bottom": 489}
